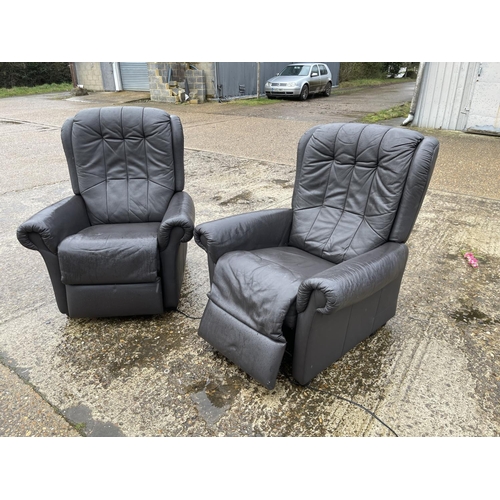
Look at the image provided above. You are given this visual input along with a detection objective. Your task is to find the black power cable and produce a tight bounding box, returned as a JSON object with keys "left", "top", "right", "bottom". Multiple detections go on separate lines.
{"left": 284, "top": 373, "right": 399, "bottom": 437}
{"left": 175, "top": 306, "right": 398, "bottom": 436}
{"left": 175, "top": 308, "right": 203, "bottom": 321}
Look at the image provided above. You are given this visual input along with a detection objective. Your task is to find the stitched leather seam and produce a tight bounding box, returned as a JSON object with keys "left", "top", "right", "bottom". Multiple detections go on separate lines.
{"left": 321, "top": 125, "right": 345, "bottom": 239}
{"left": 322, "top": 124, "right": 365, "bottom": 260}
{"left": 340, "top": 126, "right": 389, "bottom": 262}
{"left": 369, "top": 287, "right": 384, "bottom": 334}
{"left": 293, "top": 126, "right": 319, "bottom": 207}
{"left": 149, "top": 179, "right": 174, "bottom": 190}
{"left": 390, "top": 135, "right": 425, "bottom": 241}
{"left": 363, "top": 217, "right": 385, "bottom": 240}
{"left": 337, "top": 125, "right": 368, "bottom": 260}
{"left": 341, "top": 123, "right": 366, "bottom": 213}
{"left": 339, "top": 304, "right": 354, "bottom": 357}
{"left": 298, "top": 134, "right": 324, "bottom": 246}
{"left": 120, "top": 107, "right": 130, "bottom": 223}
{"left": 67, "top": 119, "right": 79, "bottom": 194}
{"left": 248, "top": 254, "right": 311, "bottom": 281}
{"left": 143, "top": 107, "right": 150, "bottom": 222}
{"left": 81, "top": 179, "right": 106, "bottom": 195}
{"left": 303, "top": 125, "right": 342, "bottom": 249}
{"left": 98, "top": 108, "right": 109, "bottom": 223}
{"left": 325, "top": 126, "right": 358, "bottom": 258}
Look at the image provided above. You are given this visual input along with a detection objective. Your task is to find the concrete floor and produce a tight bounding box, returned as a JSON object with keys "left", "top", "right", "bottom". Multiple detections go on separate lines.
{"left": 0, "top": 83, "right": 499, "bottom": 439}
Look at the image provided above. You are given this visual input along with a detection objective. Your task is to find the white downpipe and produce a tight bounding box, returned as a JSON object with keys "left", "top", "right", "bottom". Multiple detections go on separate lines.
{"left": 402, "top": 62, "right": 426, "bottom": 126}
{"left": 112, "top": 62, "right": 123, "bottom": 91}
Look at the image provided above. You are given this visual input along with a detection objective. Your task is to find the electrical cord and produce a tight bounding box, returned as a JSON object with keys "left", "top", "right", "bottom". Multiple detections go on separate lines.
{"left": 175, "top": 308, "right": 203, "bottom": 320}
{"left": 284, "top": 373, "right": 399, "bottom": 437}
{"left": 175, "top": 304, "right": 397, "bottom": 435}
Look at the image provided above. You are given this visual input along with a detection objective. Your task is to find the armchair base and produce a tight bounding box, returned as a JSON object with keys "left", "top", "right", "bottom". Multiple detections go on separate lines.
{"left": 292, "top": 273, "right": 404, "bottom": 386}
{"left": 66, "top": 280, "right": 164, "bottom": 318}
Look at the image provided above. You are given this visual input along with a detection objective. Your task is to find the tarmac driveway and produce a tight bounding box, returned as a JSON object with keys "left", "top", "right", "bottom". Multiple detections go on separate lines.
{"left": 0, "top": 82, "right": 499, "bottom": 438}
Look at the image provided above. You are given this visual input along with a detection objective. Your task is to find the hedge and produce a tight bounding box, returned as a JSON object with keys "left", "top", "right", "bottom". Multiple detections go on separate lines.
{"left": 0, "top": 62, "right": 72, "bottom": 88}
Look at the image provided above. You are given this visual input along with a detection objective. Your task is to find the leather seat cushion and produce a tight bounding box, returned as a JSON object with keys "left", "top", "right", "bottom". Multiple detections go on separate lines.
{"left": 211, "top": 246, "right": 335, "bottom": 336}
{"left": 58, "top": 222, "right": 160, "bottom": 285}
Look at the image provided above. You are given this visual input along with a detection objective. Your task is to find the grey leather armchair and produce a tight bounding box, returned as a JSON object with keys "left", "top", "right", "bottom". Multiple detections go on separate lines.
{"left": 17, "top": 107, "right": 195, "bottom": 318}
{"left": 195, "top": 123, "right": 439, "bottom": 389}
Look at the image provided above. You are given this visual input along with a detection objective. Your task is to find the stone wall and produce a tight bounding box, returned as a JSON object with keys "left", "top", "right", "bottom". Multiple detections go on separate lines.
{"left": 74, "top": 62, "right": 104, "bottom": 91}
{"left": 148, "top": 62, "right": 214, "bottom": 104}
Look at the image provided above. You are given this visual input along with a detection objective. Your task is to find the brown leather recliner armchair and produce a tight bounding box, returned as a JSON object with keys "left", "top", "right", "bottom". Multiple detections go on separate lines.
{"left": 195, "top": 123, "right": 439, "bottom": 389}
{"left": 17, "top": 106, "right": 195, "bottom": 318}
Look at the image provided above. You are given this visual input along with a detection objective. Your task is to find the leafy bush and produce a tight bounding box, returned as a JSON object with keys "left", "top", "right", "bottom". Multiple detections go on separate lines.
{"left": 339, "top": 62, "right": 420, "bottom": 83}
{"left": 339, "top": 63, "right": 386, "bottom": 83}
{"left": 0, "top": 62, "right": 72, "bottom": 88}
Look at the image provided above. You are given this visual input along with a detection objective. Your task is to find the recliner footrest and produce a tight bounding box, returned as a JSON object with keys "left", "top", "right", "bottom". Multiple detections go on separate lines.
{"left": 66, "top": 280, "right": 164, "bottom": 318}
{"left": 198, "top": 299, "right": 286, "bottom": 390}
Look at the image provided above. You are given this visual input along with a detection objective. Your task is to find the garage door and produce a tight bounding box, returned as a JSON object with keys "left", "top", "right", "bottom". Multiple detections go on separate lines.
{"left": 119, "top": 62, "right": 149, "bottom": 91}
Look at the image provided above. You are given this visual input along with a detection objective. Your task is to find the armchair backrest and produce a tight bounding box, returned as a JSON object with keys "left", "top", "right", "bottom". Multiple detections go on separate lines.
{"left": 289, "top": 123, "right": 439, "bottom": 264}
{"left": 61, "top": 106, "right": 184, "bottom": 224}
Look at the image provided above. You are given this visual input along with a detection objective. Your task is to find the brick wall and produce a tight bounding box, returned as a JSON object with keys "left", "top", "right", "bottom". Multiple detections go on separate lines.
{"left": 149, "top": 62, "right": 214, "bottom": 104}
{"left": 148, "top": 63, "right": 189, "bottom": 103}
{"left": 74, "top": 62, "right": 104, "bottom": 91}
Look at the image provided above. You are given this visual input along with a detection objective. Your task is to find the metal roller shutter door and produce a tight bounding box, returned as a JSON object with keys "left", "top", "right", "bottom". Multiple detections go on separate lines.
{"left": 119, "top": 62, "right": 149, "bottom": 91}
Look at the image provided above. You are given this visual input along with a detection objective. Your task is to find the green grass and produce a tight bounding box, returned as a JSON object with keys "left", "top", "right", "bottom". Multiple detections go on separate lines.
{"left": 224, "top": 97, "right": 279, "bottom": 106}
{"left": 0, "top": 82, "right": 73, "bottom": 98}
{"left": 74, "top": 422, "right": 87, "bottom": 433}
{"left": 361, "top": 101, "right": 411, "bottom": 123}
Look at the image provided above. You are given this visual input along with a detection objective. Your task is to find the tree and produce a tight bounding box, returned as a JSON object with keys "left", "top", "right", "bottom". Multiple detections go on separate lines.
{"left": 0, "top": 62, "right": 72, "bottom": 88}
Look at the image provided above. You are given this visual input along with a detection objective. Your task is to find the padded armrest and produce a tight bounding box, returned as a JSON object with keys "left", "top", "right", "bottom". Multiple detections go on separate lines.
{"left": 194, "top": 208, "right": 293, "bottom": 265}
{"left": 296, "top": 242, "right": 409, "bottom": 315}
{"left": 158, "top": 191, "right": 195, "bottom": 251}
{"left": 17, "top": 195, "right": 90, "bottom": 254}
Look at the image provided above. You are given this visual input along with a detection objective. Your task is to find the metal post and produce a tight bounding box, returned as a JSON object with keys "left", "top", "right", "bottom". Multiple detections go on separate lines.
{"left": 257, "top": 62, "right": 260, "bottom": 98}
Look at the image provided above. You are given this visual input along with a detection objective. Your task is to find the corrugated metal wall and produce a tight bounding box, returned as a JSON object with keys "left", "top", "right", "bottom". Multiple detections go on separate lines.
{"left": 216, "top": 62, "right": 340, "bottom": 99}
{"left": 412, "top": 62, "right": 480, "bottom": 130}
{"left": 216, "top": 62, "right": 260, "bottom": 98}
{"left": 465, "top": 62, "right": 500, "bottom": 135}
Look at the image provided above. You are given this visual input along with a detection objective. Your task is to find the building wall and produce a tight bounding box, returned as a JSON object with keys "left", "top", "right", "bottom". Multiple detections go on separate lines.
{"left": 74, "top": 62, "right": 104, "bottom": 91}
{"left": 413, "top": 62, "right": 500, "bottom": 134}
{"left": 465, "top": 62, "right": 500, "bottom": 135}
{"left": 412, "top": 62, "right": 479, "bottom": 131}
{"left": 148, "top": 62, "right": 211, "bottom": 104}
{"left": 192, "top": 62, "right": 216, "bottom": 98}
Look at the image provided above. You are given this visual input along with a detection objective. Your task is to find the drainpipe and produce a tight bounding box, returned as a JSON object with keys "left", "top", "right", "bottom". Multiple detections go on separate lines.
{"left": 402, "top": 62, "right": 426, "bottom": 126}
{"left": 112, "top": 62, "right": 123, "bottom": 91}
